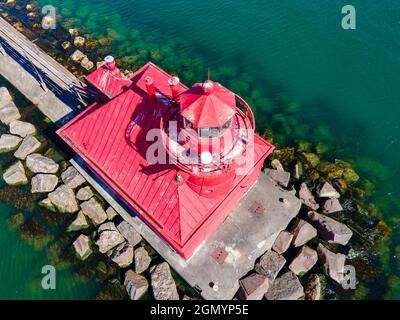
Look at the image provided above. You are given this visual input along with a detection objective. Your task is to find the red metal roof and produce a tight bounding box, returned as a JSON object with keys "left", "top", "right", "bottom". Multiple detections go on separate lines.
{"left": 180, "top": 81, "right": 237, "bottom": 128}
{"left": 58, "top": 62, "right": 275, "bottom": 255}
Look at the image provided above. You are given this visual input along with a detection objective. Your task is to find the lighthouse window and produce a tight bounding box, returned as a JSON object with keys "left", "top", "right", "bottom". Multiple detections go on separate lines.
{"left": 222, "top": 117, "right": 233, "bottom": 130}
{"left": 199, "top": 127, "right": 220, "bottom": 138}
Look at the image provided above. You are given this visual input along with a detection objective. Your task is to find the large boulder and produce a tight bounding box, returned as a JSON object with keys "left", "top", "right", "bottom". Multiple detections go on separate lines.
{"left": 73, "top": 234, "right": 92, "bottom": 260}
{"left": 322, "top": 198, "right": 343, "bottom": 214}
{"left": 110, "top": 242, "right": 134, "bottom": 268}
{"left": 124, "top": 270, "right": 148, "bottom": 300}
{"left": 80, "top": 198, "right": 107, "bottom": 225}
{"left": 14, "top": 135, "right": 41, "bottom": 160}
{"left": 265, "top": 271, "right": 304, "bottom": 300}
{"left": 3, "top": 161, "right": 28, "bottom": 185}
{"left": 26, "top": 153, "right": 59, "bottom": 174}
{"left": 307, "top": 211, "right": 353, "bottom": 245}
{"left": 317, "top": 182, "right": 340, "bottom": 199}
{"left": 239, "top": 273, "right": 269, "bottom": 300}
{"left": 31, "top": 174, "right": 58, "bottom": 193}
{"left": 61, "top": 166, "right": 86, "bottom": 189}
{"left": 305, "top": 274, "right": 322, "bottom": 300}
{"left": 290, "top": 218, "right": 317, "bottom": 247}
{"left": 96, "top": 222, "right": 125, "bottom": 253}
{"left": 0, "top": 101, "right": 21, "bottom": 125}
{"left": 298, "top": 183, "right": 319, "bottom": 210}
{"left": 117, "top": 221, "right": 142, "bottom": 247}
{"left": 48, "top": 184, "right": 79, "bottom": 213}
{"left": 0, "top": 87, "right": 12, "bottom": 107}
{"left": 67, "top": 211, "right": 89, "bottom": 232}
{"left": 317, "top": 244, "right": 346, "bottom": 284}
{"left": 9, "top": 120, "right": 36, "bottom": 138}
{"left": 135, "top": 247, "right": 151, "bottom": 274}
{"left": 289, "top": 246, "right": 318, "bottom": 275}
{"left": 150, "top": 262, "right": 179, "bottom": 300}
{"left": 70, "top": 49, "right": 86, "bottom": 62}
{"left": 265, "top": 169, "right": 291, "bottom": 187}
{"left": 0, "top": 134, "right": 22, "bottom": 153}
{"left": 76, "top": 186, "right": 94, "bottom": 201}
{"left": 106, "top": 206, "right": 119, "bottom": 220}
{"left": 255, "top": 250, "right": 286, "bottom": 283}
{"left": 272, "top": 230, "right": 293, "bottom": 254}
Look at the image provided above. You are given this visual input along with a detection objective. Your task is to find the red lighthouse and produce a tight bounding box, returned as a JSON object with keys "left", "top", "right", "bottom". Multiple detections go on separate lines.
{"left": 58, "top": 59, "right": 275, "bottom": 259}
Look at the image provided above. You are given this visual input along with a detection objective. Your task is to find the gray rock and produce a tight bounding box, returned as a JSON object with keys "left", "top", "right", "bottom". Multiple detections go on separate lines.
{"left": 305, "top": 274, "right": 322, "bottom": 300}
{"left": 117, "top": 221, "right": 142, "bottom": 247}
{"left": 80, "top": 198, "right": 107, "bottom": 225}
{"left": 38, "top": 197, "right": 57, "bottom": 212}
{"left": 255, "top": 250, "right": 286, "bottom": 283}
{"left": 317, "top": 182, "right": 340, "bottom": 199}
{"left": 14, "top": 135, "right": 41, "bottom": 160}
{"left": 271, "top": 159, "right": 284, "bottom": 171}
{"left": 73, "top": 234, "right": 92, "bottom": 260}
{"left": 265, "top": 271, "right": 304, "bottom": 300}
{"left": 9, "top": 120, "right": 36, "bottom": 138}
{"left": 0, "top": 87, "right": 12, "bottom": 107}
{"left": 265, "top": 169, "right": 291, "bottom": 187}
{"left": 0, "top": 134, "right": 22, "bottom": 153}
{"left": 150, "top": 262, "right": 179, "bottom": 300}
{"left": 26, "top": 153, "right": 59, "bottom": 174}
{"left": 81, "top": 57, "right": 94, "bottom": 71}
{"left": 298, "top": 183, "right": 319, "bottom": 210}
{"left": 272, "top": 230, "right": 293, "bottom": 254}
{"left": 322, "top": 198, "right": 343, "bottom": 214}
{"left": 124, "top": 270, "right": 148, "bottom": 300}
{"left": 67, "top": 211, "right": 89, "bottom": 232}
{"left": 290, "top": 218, "right": 317, "bottom": 247}
{"left": 135, "top": 247, "right": 151, "bottom": 274}
{"left": 76, "top": 186, "right": 94, "bottom": 201}
{"left": 317, "top": 244, "right": 345, "bottom": 284}
{"left": 3, "top": 161, "right": 28, "bottom": 185}
{"left": 48, "top": 184, "right": 79, "bottom": 213}
{"left": 106, "top": 206, "right": 119, "bottom": 220}
{"left": 70, "top": 49, "right": 86, "bottom": 62}
{"left": 110, "top": 242, "right": 134, "bottom": 268}
{"left": 307, "top": 211, "right": 353, "bottom": 245}
{"left": 96, "top": 224, "right": 125, "bottom": 253}
{"left": 61, "top": 166, "right": 86, "bottom": 189}
{"left": 0, "top": 101, "right": 21, "bottom": 125}
{"left": 239, "top": 273, "right": 269, "bottom": 300}
{"left": 289, "top": 246, "right": 318, "bottom": 275}
{"left": 31, "top": 174, "right": 58, "bottom": 193}
{"left": 98, "top": 221, "right": 119, "bottom": 233}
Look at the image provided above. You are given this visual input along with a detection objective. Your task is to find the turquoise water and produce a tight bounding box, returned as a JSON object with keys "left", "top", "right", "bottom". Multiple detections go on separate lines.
{"left": 1, "top": 0, "right": 400, "bottom": 298}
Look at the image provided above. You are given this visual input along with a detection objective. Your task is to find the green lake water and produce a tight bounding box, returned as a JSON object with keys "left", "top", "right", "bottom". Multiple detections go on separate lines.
{"left": 1, "top": 0, "right": 400, "bottom": 299}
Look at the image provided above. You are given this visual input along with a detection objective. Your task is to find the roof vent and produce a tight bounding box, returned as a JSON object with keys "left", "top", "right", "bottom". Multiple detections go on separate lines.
{"left": 104, "top": 55, "right": 116, "bottom": 71}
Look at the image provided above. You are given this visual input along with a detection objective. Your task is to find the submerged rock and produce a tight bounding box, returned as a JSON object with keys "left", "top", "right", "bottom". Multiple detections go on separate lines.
{"left": 305, "top": 274, "right": 322, "bottom": 300}
{"left": 265, "top": 271, "right": 304, "bottom": 300}
{"left": 272, "top": 230, "right": 293, "bottom": 254}
{"left": 8, "top": 212, "right": 25, "bottom": 231}
{"left": 14, "top": 135, "right": 41, "bottom": 160}
{"left": 265, "top": 169, "right": 290, "bottom": 187}
{"left": 124, "top": 270, "right": 148, "bottom": 300}
{"left": 74, "top": 36, "right": 86, "bottom": 47}
{"left": 0, "top": 101, "right": 21, "bottom": 125}
{"left": 317, "top": 244, "right": 345, "bottom": 284}
{"left": 73, "top": 234, "right": 92, "bottom": 260}
{"left": 135, "top": 247, "right": 151, "bottom": 274}
{"left": 9, "top": 120, "right": 36, "bottom": 138}
{"left": 31, "top": 174, "right": 58, "bottom": 193}
{"left": 0, "top": 134, "right": 22, "bottom": 153}
{"left": 298, "top": 183, "right": 319, "bottom": 210}
{"left": 96, "top": 222, "right": 125, "bottom": 253}
{"left": 300, "top": 152, "right": 320, "bottom": 169}
{"left": 61, "top": 166, "right": 85, "bottom": 189}
{"left": 26, "top": 153, "right": 59, "bottom": 174}
{"left": 317, "top": 182, "right": 340, "bottom": 199}
{"left": 239, "top": 273, "right": 269, "bottom": 300}
{"left": 150, "top": 262, "right": 179, "bottom": 300}
{"left": 67, "top": 211, "right": 89, "bottom": 232}
{"left": 290, "top": 218, "right": 317, "bottom": 247}
{"left": 117, "top": 221, "right": 142, "bottom": 247}
{"left": 3, "top": 161, "right": 28, "bottom": 186}
{"left": 307, "top": 211, "right": 353, "bottom": 245}
{"left": 81, "top": 198, "right": 107, "bottom": 225}
{"left": 322, "top": 198, "right": 343, "bottom": 214}
{"left": 255, "top": 250, "right": 286, "bottom": 283}
{"left": 289, "top": 246, "right": 318, "bottom": 275}
{"left": 76, "top": 186, "right": 94, "bottom": 201}
{"left": 110, "top": 242, "right": 134, "bottom": 268}
{"left": 48, "top": 184, "right": 79, "bottom": 213}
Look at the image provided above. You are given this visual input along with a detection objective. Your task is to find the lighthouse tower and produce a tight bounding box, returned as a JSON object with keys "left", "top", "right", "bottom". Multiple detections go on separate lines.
{"left": 58, "top": 60, "right": 275, "bottom": 259}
